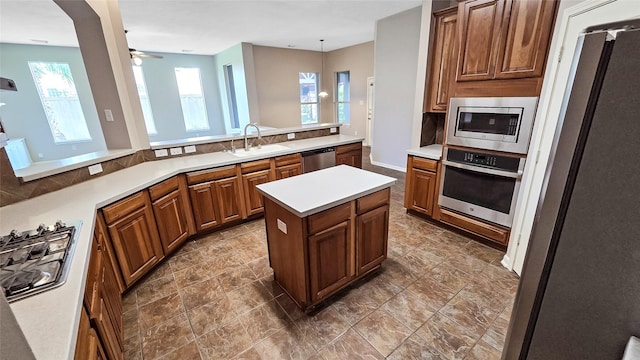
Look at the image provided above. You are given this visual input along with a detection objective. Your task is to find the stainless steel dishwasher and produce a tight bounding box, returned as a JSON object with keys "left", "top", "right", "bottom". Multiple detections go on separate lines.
{"left": 301, "top": 147, "right": 336, "bottom": 173}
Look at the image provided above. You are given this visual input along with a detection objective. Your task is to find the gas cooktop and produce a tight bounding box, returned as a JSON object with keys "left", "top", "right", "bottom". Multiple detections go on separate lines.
{"left": 0, "top": 221, "right": 81, "bottom": 302}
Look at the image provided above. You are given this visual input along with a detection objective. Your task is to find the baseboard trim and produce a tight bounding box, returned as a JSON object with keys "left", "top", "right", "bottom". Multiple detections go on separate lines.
{"left": 369, "top": 159, "right": 406, "bottom": 173}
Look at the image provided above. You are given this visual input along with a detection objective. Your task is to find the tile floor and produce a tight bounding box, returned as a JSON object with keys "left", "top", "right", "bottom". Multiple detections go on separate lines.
{"left": 122, "top": 149, "right": 520, "bottom": 360}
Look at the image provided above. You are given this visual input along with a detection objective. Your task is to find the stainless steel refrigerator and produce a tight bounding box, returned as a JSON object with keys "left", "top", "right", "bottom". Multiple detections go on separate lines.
{"left": 502, "top": 19, "right": 640, "bottom": 359}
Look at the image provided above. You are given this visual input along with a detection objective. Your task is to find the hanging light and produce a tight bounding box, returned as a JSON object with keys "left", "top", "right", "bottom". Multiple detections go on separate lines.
{"left": 132, "top": 56, "right": 143, "bottom": 66}
{"left": 318, "top": 39, "right": 329, "bottom": 98}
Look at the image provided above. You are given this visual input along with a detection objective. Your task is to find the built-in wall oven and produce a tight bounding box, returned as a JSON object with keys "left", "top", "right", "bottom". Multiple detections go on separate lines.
{"left": 446, "top": 97, "right": 538, "bottom": 154}
{"left": 439, "top": 148, "right": 525, "bottom": 228}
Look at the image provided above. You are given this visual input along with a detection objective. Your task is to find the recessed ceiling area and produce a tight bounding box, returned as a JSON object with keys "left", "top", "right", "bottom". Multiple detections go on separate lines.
{"left": 0, "top": 0, "right": 422, "bottom": 55}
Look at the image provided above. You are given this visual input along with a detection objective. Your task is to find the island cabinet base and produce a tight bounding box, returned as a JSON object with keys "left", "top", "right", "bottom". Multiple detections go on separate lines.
{"left": 263, "top": 188, "right": 391, "bottom": 311}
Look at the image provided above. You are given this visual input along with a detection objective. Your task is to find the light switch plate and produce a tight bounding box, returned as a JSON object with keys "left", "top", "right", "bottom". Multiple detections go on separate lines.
{"left": 104, "top": 109, "right": 114, "bottom": 122}
{"left": 277, "top": 219, "right": 287, "bottom": 234}
{"left": 170, "top": 147, "right": 183, "bottom": 155}
{"left": 184, "top": 145, "right": 196, "bottom": 153}
{"left": 88, "top": 163, "right": 103, "bottom": 175}
{"left": 330, "top": 127, "right": 337, "bottom": 133}
{"left": 155, "top": 149, "right": 169, "bottom": 157}
{"left": 287, "top": 133, "right": 295, "bottom": 140}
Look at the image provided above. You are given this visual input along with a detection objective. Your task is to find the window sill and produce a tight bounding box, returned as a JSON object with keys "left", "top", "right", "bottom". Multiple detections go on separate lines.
{"left": 13, "top": 149, "right": 136, "bottom": 182}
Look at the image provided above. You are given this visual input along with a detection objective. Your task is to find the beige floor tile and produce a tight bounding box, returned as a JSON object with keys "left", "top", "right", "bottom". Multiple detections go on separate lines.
{"left": 138, "top": 293, "right": 185, "bottom": 331}
{"left": 239, "top": 299, "right": 290, "bottom": 343}
{"left": 438, "top": 294, "right": 499, "bottom": 339}
{"left": 253, "top": 325, "right": 317, "bottom": 360}
{"left": 158, "top": 341, "right": 201, "bottom": 360}
{"left": 387, "top": 334, "right": 447, "bottom": 360}
{"left": 246, "top": 256, "right": 273, "bottom": 279}
{"left": 275, "top": 294, "right": 306, "bottom": 321}
{"left": 416, "top": 313, "right": 477, "bottom": 360}
{"left": 217, "top": 265, "right": 259, "bottom": 292}
{"left": 187, "top": 295, "right": 236, "bottom": 336}
{"left": 382, "top": 291, "right": 435, "bottom": 331}
{"left": 465, "top": 340, "right": 502, "bottom": 360}
{"left": 354, "top": 308, "right": 412, "bottom": 357}
{"left": 169, "top": 250, "right": 206, "bottom": 272}
{"left": 173, "top": 263, "right": 217, "bottom": 289}
{"left": 406, "top": 276, "right": 459, "bottom": 311}
{"left": 295, "top": 307, "right": 350, "bottom": 351}
{"left": 233, "top": 347, "right": 263, "bottom": 359}
{"left": 136, "top": 274, "right": 178, "bottom": 306}
{"left": 123, "top": 308, "right": 139, "bottom": 340}
{"left": 318, "top": 328, "right": 383, "bottom": 360}
{"left": 179, "top": 278, "right": 225, "bottom": 310}
{"left": 227, "top": 280, "right": 273, "bottom": 315}
{"left": 142, "top": 313, "right": 194, "bottom": 360}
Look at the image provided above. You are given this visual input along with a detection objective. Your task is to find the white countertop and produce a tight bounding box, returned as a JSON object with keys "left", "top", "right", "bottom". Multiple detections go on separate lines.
{"left": 407, "top": 144, "right": 443, "bottom": 160}
{"left": 256, "top": 165, "right": 396, "bottom": 218}
{"left": 0, "top": 134, "right": 363, "bottom": 360}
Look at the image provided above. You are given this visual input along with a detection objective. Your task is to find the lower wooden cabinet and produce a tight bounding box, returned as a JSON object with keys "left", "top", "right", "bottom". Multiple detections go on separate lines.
{"left": 241, "top": 160, "right": 274, "bottom": 216}
{"left": 439, "top": 208, "right": 510, "bottom": 245}
{"left": 187, "top": 166, "right": 245, "bottom": 233}
{"left": 356, "top": 204, "right": 389, "bottom": 274}
{"left": 309, "top": 219, "right": 354, "bottom": 302}
{"left": 149, "top": 175, "right": 195, "bottom": 255}
{"left": 336, "top": 143, "right": 363, "bottom": 168}
{"left": 275, "top": 153, "right": 303, "bottom": 180}
{"left": 75, "top": 306, "right": 108, "bottom": 360}
{"left": 404, "top": 156, "right": 439, "bottom": 217}
{"left": 102, "top": 192, "right": 164, "bottom": 287}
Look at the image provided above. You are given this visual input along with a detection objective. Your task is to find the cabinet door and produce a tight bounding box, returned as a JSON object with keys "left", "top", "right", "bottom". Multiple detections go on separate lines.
{"left": 102, "top": 249, "right": 123, "bottom": 353}
{"left": 242, "top": 169, "right": 272, "bottom": 216}
{"left": 456, "top": 0, "right": 505, "bottom": 82}
{"left": 189, "top": 182, "right": 221, "bottom": 232}
{"left": 336, "top": 150, "right": 362, "bottom": 168}
{"left": 495, "top": 0, "right": 556, "bottom": 79}
{"left": 356, "top": 205, "right": 389, "bottom": 275}
{"left": 426, "top": 7, "right": 458, "bottom": 112}
{"left": 215, "top": 176, "right": 244, "bottom": 223}
{"left": 107, "top": 206, "right": 164, "bottom": 287}
{"left": 152, "top": 189, "right": 190, "bottom": 254}
{"left": 308, "top": 220, "right": 354, "bottom": 302}
{"left": 275, "top": 163, "right": 302, "bottom": 179}
{"left": 406, "top": 168, "right": 437, "bottom": 216}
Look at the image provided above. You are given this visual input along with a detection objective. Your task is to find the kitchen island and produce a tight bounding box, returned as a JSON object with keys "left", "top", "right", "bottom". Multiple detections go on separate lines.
{"left": 257, "top": 165, "right": 396, "bottom": 310}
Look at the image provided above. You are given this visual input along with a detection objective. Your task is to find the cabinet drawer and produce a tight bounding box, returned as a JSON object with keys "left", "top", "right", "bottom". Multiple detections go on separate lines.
{"left": 102, "top": 192, "right": 146, "bottom": 225}
{"left": 357, "top": 188, "right": 390, "bottom": 214}
{"left": 336, "top": 142, "right": 362, "bottom": 155}
{"left": 439, "top": 208, "right": 509, "bottom": 245}
{"left": 412, "top": 157, "right": 438, "bottom": 172}
{"left": 274, "top": 153, "right": 301, "bottom": 167}
{"left": 308, "top": 202, "right": 352, "bottom": 235}
{"left": 241, "top": 159, "right": 272, "bottom": 173}
{"left": 186, "top": 165, "right": 237, "bottom": 185}
{"left": 148, "top": 176, "right": 179, "bottom": 201}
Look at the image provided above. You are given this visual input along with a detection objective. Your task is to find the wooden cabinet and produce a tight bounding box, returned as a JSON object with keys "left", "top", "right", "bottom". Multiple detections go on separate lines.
{"left": 102, "top": 191, "right": 164, "bottom": 288}
{"left": 187, "top": 166, "right": 244, "bottom": 232}
{"left": 81, "top": 215, "right": 123, "bottom": 360}
{"left": 425, "top": 6, "right": 458, "bottom": 112}
{"left": 264, "top": 188, "right": 391, "bottom": 311}
{"left": 404, "top": 156, "right": 439, "bottom": 217}
{"left": 149, "top": 175, "right": 195, "bottom": 255}
{"left": 355, "top": 189, "right": 389, "bottom": 274}
{"left": 439, "top": 207, "right": 510, "bottom": 245}
{"left": 453, "top": 0, "right": 557, "bottom": 95}
{"left": 335, "top": 143, "right": 363, "bottom": 168}
{"left": 75, "top": 306, "right": 108, "bottom": 360}
{"left": 241, "top": 159, "right": 274, "bottom": 216}
{"left": 274, "top": 153, "right": 302, "bottom": 180}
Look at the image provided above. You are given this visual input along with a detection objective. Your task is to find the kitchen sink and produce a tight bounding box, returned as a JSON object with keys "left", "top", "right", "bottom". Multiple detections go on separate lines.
{"left": 230, "top": 143, "right": 290, "bottom": 157}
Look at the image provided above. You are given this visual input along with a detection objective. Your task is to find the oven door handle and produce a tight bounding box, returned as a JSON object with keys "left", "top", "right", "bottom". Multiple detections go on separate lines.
{"left": 442, "top": 160, "right": 523, "bottom": 179}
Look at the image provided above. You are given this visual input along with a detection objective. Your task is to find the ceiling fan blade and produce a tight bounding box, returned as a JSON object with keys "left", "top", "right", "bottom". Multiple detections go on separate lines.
{"left": 136, "top": 53, "right": 163, "bottom": 59}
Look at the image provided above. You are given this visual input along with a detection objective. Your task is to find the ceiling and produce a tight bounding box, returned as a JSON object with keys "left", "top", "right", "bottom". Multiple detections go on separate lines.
{"left": 0, "top": 0, "right": 422, "bottom": 55}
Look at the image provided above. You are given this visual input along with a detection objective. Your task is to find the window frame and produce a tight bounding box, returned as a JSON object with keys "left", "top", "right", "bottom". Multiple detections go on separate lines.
{"left": 336, "top": 71, "right": 350, "bottom": 125}
{"left": 132, "top": 65, "right": 158, "bottom": 135}
{"left": 299, "top": 72, "right": 319, "bottom": 124}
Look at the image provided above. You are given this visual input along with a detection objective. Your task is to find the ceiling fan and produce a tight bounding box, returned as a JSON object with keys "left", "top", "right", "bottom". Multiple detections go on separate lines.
{"left": 125, "top": 30, "right": 163, "bottom": 65}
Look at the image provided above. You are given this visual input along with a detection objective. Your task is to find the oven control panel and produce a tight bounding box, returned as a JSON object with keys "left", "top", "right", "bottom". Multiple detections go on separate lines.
{"left": 447, "top": 148, "right": 521, "bottom": 172}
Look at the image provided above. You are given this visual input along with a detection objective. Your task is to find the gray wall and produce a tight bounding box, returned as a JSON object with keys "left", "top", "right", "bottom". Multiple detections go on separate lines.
{"left": 0, "top": 43, "right": 107, "bottom": 161}
{"left": 371, "top": 6, "right": 423, "bottom": 170}
{"left": 141, "top": 52, "right": 225, "bottom": 142}
{"left": 213, "top": 43, "right": 251, "bottom": 133}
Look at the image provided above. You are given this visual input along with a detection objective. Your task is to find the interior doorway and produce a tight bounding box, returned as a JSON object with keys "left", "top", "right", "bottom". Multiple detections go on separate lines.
{"left": 366, "top": 76, "right": 374, "bottom": 146}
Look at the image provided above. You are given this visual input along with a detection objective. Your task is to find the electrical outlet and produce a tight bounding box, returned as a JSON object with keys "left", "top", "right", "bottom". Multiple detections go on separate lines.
{"left": 88, "top": 163, "right": 103, "bottom": 175}
{"left": 170, "top": 147, "right": 183, "bottom": 155}
{"left": 104, "top": 109, "right": 114, "bottom": 122}
{"left": 184, "top": 145, "right": 196, "bottom": 153}
{"left": 287, "top": 133, "right": 295, "bottom": 140}
{"left": 155, "top": 149, "right": 169, "bottom": 157}
{"left": 354, "top": 131, "right": 358, "bottom": 136}
{"left": 330, "top": 127, "right": 337, "bottom": 133}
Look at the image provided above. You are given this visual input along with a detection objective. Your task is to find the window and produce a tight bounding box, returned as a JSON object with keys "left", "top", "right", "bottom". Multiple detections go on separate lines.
{"left": 28, "top": 62, "right": 91, "bottom": 143}
{"left": 223, "top": 64, "right": 240, "bottom": 129}
{"left": 132, "top": 66, "right": 157, "bottom": 135}
{"left": 174, "top": 67, "right": 209, "bottom": 131}
{"left": 336, "top": 71, "right": 350, "bottom": 124}
{"left": 299, "top": 72, "right": 318, "bottom": 124}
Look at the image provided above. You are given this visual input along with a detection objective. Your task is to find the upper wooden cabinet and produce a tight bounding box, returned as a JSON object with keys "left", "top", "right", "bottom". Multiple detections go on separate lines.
{"left": 149, "top": 175, "right": 195, "bottom": 255}
{"left": 102, "top": 191, "right": 164, "bottom": 288}
{"left": 187, "top": 166, "right": 245, "bottom": 232}
{"left": 425, "top": 6, "right": 458, "bottom": 112}
{"left": 336, "top": 143, "right": 363, "bottom": 168}
{"left": 455, "top": 0, "right": 557, "bottom": 82}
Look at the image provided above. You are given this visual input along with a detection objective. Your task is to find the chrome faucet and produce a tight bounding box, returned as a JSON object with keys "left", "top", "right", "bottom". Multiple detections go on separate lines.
{"left": 243, "top": 123, "right": 262, "bottom": 151}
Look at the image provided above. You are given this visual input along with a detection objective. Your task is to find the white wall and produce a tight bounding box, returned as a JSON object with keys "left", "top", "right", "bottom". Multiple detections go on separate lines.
{"left": 371, "top": 6, "right": 424, "bottom": 171}
{"left": 503, "top": 0, "right": 639, "bottom": 274}
{"left": 214, "top": 43, "right": 251, "bottom": 133}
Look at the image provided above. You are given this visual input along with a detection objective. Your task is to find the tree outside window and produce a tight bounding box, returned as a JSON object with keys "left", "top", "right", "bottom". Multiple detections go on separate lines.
{"left": 299, "top": 72, "right": 319, "bottom": 124}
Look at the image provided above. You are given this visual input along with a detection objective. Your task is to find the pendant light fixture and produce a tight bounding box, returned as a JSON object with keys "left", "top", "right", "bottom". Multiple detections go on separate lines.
{"left": 318, "top": 39, "right": 329, "bottom": 98}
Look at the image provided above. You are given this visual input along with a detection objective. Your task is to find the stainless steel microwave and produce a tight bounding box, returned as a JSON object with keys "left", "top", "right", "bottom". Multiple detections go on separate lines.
{"left": 446, "top": 97, "right": 538, "bottom": 154}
